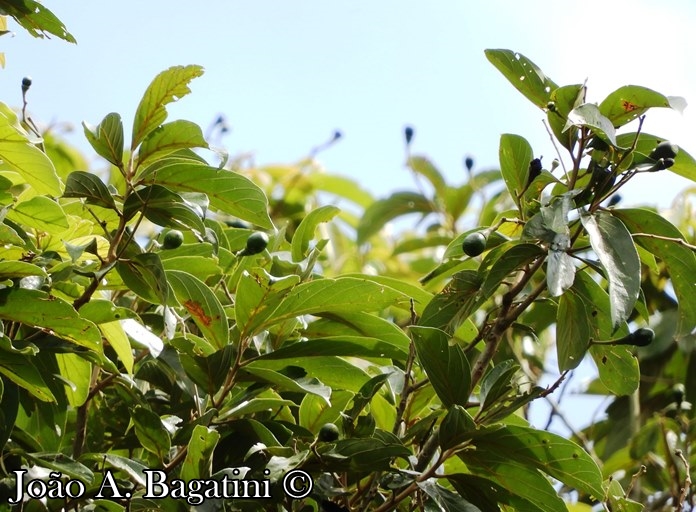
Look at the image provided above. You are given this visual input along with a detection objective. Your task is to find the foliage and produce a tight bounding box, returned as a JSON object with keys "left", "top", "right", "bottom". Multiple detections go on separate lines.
{"left": 1, "top": 10, "right": 696, "bottom": 512}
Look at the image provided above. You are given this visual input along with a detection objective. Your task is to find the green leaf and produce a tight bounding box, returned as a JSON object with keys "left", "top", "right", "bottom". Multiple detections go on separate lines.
{"left": 599, "top": 85, "right": 671, "bottom": 128}
{"left": 480, "top": 242, "right": 545, "bottom": 298}
{"left": 499, "top": 134, "right": 533, "bottom": 212}
{"left": 471, "top": 424, "right": 604, "bottom": 499}
{"left": 616, "top": 132, "right": 696, "bottom": 183}
{"left": 0, "top": 288, "right": 101, "bottom": 351}
{"left": 418, "top": 480, "right": 482, "bottom": 512}
{"left": 24, "top": 453, "right": 94, "bottom": 484}
{"left": 79, "top": 299, "right": 137, "bottom": 324}
{"left": 439, "top": 405, "right": 476, "bottom": 450}
{"left": 258, "top": 336, "right": 407, "bottom": 361}
{"left": 565, "top": 103, "right": 619, "bottom": 148}
{"left": 0, "top": 261, "right": 47, "bottom": 278}
{"left": 7, "top": 195, "right": 68, "bottom": 234}
{"left": 0, "top": 101, "right": 64, "bottom": 195}
{"left": 63, "top": 171, "right": 117, "bottom": 209}
{"left": 407, "top": 155, "right": 447, "bottom": 197}
{"left": 412, "top": 326, "right": 471, "bottom": 407}
{"left": 0, "top": 0, "right": 76, "bottom": 42}
{"left": 581, "top": 212, "right": 640, "bottom": 331}
{"left": 242, "top": 366, "right": 331, "bottom": 403}
{"left": 131, "top": 405, "right": 171, "bottom": 461}
{"left": 418, "top": 270, "right": 483, "bottom": 334}
{"left": 291, "top": 205, "right": 340, "bottom": 261}
{"left": 180, "top": 425, "right": 219, "bottom": 481}
{"left": 589, "top": 344, "right": 640, "bottom": 395}
{"left": 342, "top": 273, "right": 433, "bottom": 315}
{"left": 307, "top": 173, "right": 374, "bottom": 208}
{"left": 329, "top": 435, "right": 410, "bottom": 472}
{"left": 0, "top": 349, "right": 55, "bottom": 401}
{"left": 82, "top": 112, "right": 124, "bottom": 167}
{"left": 556, "top": 291, "right": 591, "bottom": 371}
{"left": 123, "top": 184, "right": 206, "bottom": 234}
{"left": 116, "top": 253, "right": 169, "bottom": 305}
{"left": 614, "top": 208, "right": 696, "bottom": 340}
{"left": 547, "top": 84, "right": 585, "bottom": 150}
{"left": 547, "top": 241, "right": 576, "bottom": 297}
{"left": 82, "top": 454, "right": 148, "bottom": 486}
{"left": 484, "top": 49, "right": 557, "bottom": 109}
{"left": 247, "top": 277, "right": 408, "bottom": 335}
{"left": 140, "top": 161, "right": 273, "bottom": 229}
{"left": 448, "top": 474, "right": 547, "bottom": 512}
{"left": 99, "top": 321, "right": 134, "bottom": 374}
{"left": 167, "top": 270, "right": 229, "bottom": 350}
{"left": 131, "top": 65, "right": 204, "bottom": 150}
{"left": 55, "top": 352, "right": 91, "bottom": 407}
{"left": 138, "top": 120, "right": 208, "bottom": 166}
{"left": 299, "top": 390, "right": 353, "bottom": 432}
{"left": 357, "top": 191, "right": 435, "bottom": 244}
{"left": 479, "top": 360, "right": 519, "bottom": 411}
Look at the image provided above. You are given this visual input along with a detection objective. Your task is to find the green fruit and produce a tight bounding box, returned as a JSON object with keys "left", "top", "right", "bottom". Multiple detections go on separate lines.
{"left": 649, "top": 141, "right": 678, "bottom": 161}
{"left": 616, "top": 327, "right": 655, "bottom": 347}
{"left": 162, "top": 230, "right": 184, "bottom": 249}
{"left": 318, "top": 423, "right": 340, "bottom": 442}
{"left": 462, "top": 232, "right": 487, "bottom": 257}
{"left": 242, "top": 231, "right": 269, "bottom": 256}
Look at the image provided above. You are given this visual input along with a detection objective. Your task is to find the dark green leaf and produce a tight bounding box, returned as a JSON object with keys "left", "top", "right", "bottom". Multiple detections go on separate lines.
{"left": 24, "top": 453, "right": 94, "bottom": 483}
{"left": 556, "top": 291, "right": 591, "bottom": 371}
{"left": 417, "top": 480, "right": 482, "bottom": 512}
{"left": 438, "top": 405, "right": 475, "bottom": 450}
{"left": 412, "top": 326, "right": 471, "bottom": 407}
{"left": 470, "top": 424, "right": 604, "bottom": 500}
{"left": 64, "top": 171, "right": 117, "bottom": 209}
{"left": 480, "top": 242, "right": 544, "bottom": 298}
{"left": 131, "top": 405, "right": 171, "bottom": 461}
{"left": 123, "top": 184, "right": 206, "bottom": 234}
{"left": 499, "top": 133, "right": 533, "bottom": 211}
{"left": 258, "top": 336, "right": 408, "bottom": 361}
{"left": 479, "top": 360, "right": 519, "bottom": 411}
{"left": 82, "top": 112, "right": 124, "bottom": 167}
{"left": 132, "top": 65, "right": 204, "bottom": 149}
{"left": 547, "top": 84, "right": 584, "bottom": 150}
{"left": 418, "top": 270, "right": 482, "bottom": 334}
{"left": 484, "top": 49, "right": 557, "bottom": 109}
{"left": 581, "top": 212, "right": 640, "bottom": 331}
{"left": 614, "top": 208, "right": 696, "bottom": 340}
{"left": 116, "top": 253, "right": 169, "bottom": 305}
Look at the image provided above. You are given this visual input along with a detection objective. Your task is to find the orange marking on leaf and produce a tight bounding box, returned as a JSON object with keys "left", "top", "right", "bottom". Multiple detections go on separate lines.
{"left": 184, "top": 300, "right": 212, "bottom": 326}
{"left": 622, "top": 100, "right": 638, "bottom": 112}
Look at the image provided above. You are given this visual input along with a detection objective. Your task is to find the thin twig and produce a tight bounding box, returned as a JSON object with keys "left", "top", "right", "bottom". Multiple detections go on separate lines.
{"left": 631, "top": 233, "right": 696, "bottom": 251}
{"left": 675, "top": 449, "right": 692, "bottom": 512}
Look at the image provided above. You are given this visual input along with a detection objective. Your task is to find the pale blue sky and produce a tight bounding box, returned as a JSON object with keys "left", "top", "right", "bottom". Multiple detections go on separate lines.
{"left": 2, "top": 0, "right": 695, "bottom": 206}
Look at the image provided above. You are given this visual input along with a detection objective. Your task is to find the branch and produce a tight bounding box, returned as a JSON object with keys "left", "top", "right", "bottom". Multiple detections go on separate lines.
{"left": 631, "top": 233, "right": 696, "bottom": 251}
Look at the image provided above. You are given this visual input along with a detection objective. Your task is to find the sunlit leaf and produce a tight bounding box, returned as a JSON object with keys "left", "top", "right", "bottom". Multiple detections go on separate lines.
{"left": 499, "top": 133, "right": 533, "bottom": 212}
{"left": 581, "top": 212, "right": 640, "bottom": 332}
{"left": 64, "top": 171, "right": 117, "bottom": 209}
{"left": 140, "top": 161, "right": 273, "bottom": 229}
{"left": 167, "top": 270, "right": 229, "bottom": 350}
{"left": 138, "top": 120, "right": 208, "bottom": 166}
{"left": 598, "top": 85, "right": 671, "bottom": 128}
{"left": 291, "top": 205, "right": 339, "bottom": 261}
{"left": 485, "top": 49, "right": 557, "bottom": 109}
{"left": 357, "top": 191, "right": 435, "bottom": 244}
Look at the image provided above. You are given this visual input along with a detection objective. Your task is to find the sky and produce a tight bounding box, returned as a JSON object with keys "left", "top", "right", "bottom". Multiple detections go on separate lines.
{"left": 2, "top": 0, "right": 695, "bottom": 433}
{"left": 2, "top": 0, "right": 695, "bottom": 208}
